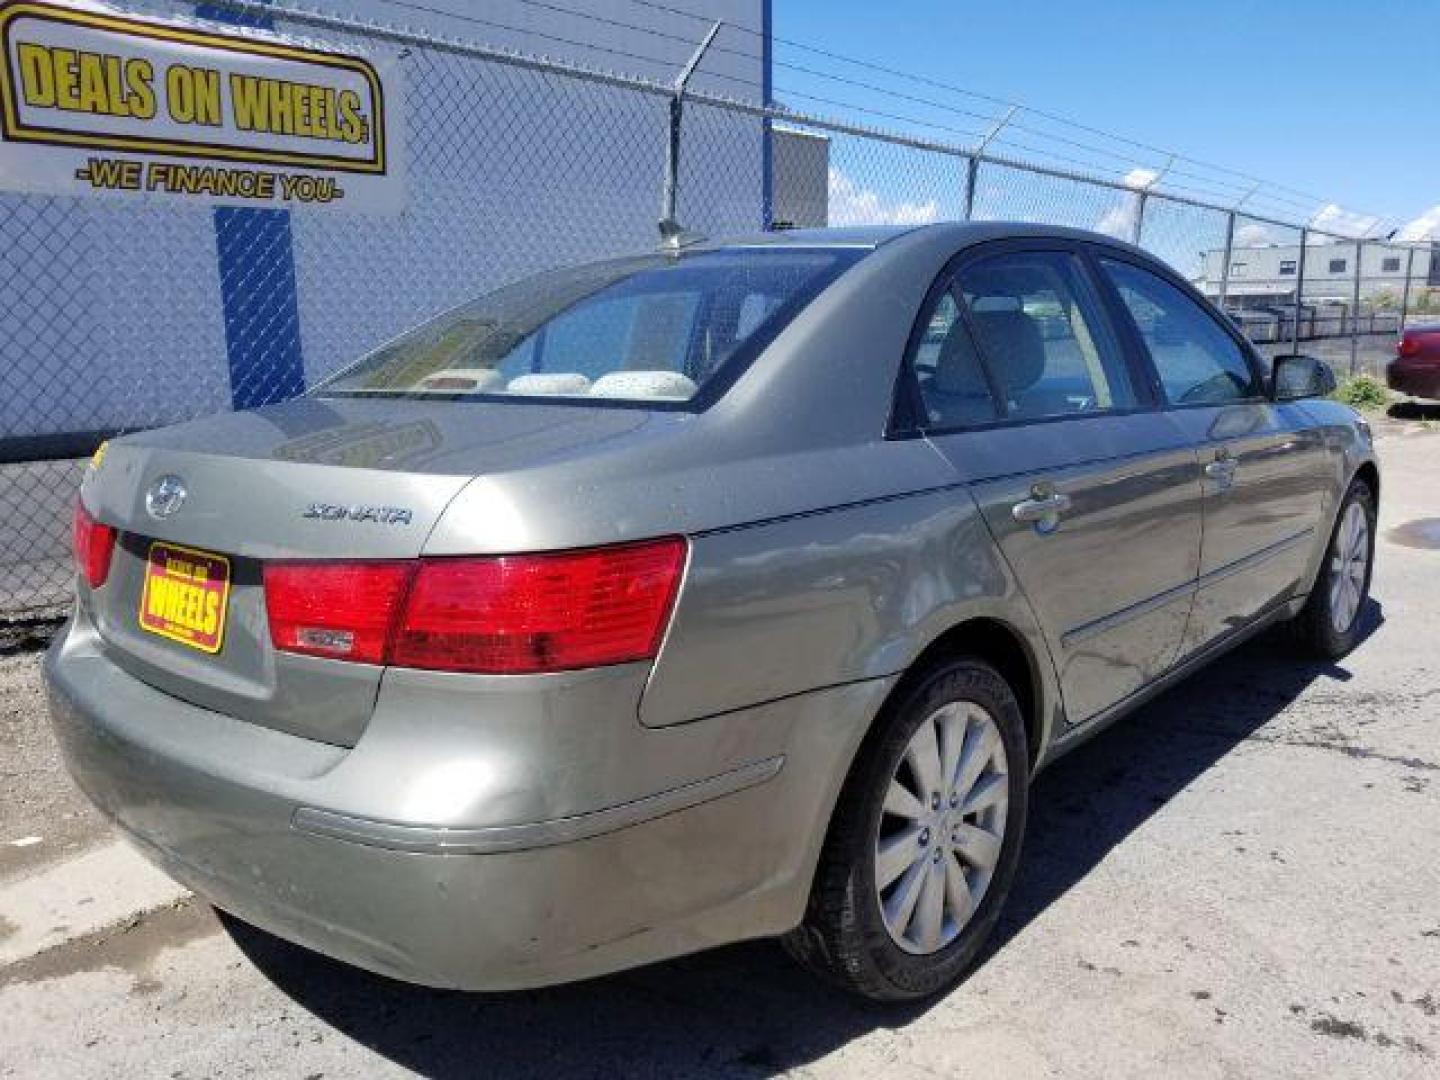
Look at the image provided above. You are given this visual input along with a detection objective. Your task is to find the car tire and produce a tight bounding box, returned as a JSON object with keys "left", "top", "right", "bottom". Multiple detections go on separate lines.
{"left": 1290, "top": 476, "right": 1376, "bottom": 660}
{"left": 783, "top": 657, "right": 1029, "bottom": 1002}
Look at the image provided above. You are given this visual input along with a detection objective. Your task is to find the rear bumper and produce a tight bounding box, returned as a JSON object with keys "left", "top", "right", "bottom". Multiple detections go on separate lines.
{"left": 1386, "top": 361, "right": 1440, "bottom": 400}
{"left": 45, "top": 616, "right": 887, "bottom": 990}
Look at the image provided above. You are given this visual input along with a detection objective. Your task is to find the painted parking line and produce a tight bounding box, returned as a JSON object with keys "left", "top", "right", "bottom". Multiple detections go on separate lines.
{"left": 0, "top": 840, "right": 190, "bottom": 966}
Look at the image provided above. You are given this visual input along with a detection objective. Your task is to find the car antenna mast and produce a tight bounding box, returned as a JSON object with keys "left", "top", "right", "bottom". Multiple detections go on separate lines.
{"left": 658, "top": 20, "right": 722, "bottom": 253}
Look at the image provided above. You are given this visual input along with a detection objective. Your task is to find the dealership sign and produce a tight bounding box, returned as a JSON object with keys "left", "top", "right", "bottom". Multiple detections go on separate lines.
{"left": 0, "top": 0, "right": 403, "bottom": 211}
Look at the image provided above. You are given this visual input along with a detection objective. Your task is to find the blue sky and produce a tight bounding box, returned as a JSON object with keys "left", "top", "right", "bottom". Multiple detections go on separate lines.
{"left": 773, "top": 0, "right": 1438, "bottom": 235}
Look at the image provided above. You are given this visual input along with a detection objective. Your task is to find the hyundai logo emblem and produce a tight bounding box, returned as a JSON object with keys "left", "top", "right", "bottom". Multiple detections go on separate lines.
{"left": 145, "top": 475, "right": 188, "bottom": 519}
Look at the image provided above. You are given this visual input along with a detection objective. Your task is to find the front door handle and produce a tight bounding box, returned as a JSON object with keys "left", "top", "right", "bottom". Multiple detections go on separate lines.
{"left": 1204, "top": 457, "right": 1237, "bottom": 485}
{"left": 1012, "top": 491, "right": 1073, "bottom": 525}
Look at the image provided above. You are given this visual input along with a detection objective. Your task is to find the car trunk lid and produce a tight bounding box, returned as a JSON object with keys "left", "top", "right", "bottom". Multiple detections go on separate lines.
{"left": 78, "top": 397, "right": 666, "bottom": 746}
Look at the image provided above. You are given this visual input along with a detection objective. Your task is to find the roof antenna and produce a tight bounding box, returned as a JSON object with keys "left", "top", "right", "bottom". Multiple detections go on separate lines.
{"left": 658, "top": 20, "right": 722, "bottom": 252}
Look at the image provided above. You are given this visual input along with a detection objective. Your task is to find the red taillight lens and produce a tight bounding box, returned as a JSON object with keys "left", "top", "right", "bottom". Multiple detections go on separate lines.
{"left": 1398, "top": 335, "right": 1420, "bottom": 358}
{"left": 262, "top": 538, "right": 686, "bottom": 674}
{"left": 263, "top": 561, "right": 414, "bottom": 665}
{"left": 71, "top": 501, "right": 116, "bottom": 589}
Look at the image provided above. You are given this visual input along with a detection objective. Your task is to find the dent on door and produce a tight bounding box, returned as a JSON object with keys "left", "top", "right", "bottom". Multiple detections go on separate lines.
{"left": 934, "top": 415, "right": 1204, "bottom": 726}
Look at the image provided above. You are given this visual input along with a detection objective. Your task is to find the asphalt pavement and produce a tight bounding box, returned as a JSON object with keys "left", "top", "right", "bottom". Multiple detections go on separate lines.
{"left": 0, "top": 426, "right": 1437, "bottom": 1079}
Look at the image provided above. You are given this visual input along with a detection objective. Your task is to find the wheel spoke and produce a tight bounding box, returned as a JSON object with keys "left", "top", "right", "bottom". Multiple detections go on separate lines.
{"left": 876, "top": 826, "right": 922, "bottom": 888}
{"left": 951, "top": 721, "right": 995, "bottom": 803}
{"left": 883, "top": 859, "right": 927, "bottom": 935}
{"left": 954, "top": 823, "right": 1002, "bottom": 871}
{"left": 961, "top": 772, "right": 1007, "bottom": 815}
{"left": 913, "top": 865, "right": 945, "bottom": 951}
{"left": 943, "top": 850, "right": 974, "bottom": 927}
{"left": 883, "top": 780, "right": 926, "bottom": 822}
{"left": 937, "top": 704, "right": 966, "bottom": 800}
{"left": 905, "top": 717, "right": 943, "bottom": 801}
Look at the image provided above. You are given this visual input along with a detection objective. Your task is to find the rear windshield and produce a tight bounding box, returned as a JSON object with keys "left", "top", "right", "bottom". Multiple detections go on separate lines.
{"left": 316, "top": 247, "right": 863, "bottom": 407}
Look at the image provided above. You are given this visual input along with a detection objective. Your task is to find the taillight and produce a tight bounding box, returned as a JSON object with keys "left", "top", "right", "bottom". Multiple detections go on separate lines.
{"left": 263, "top": 538, "right": 686, "bottom": 674}
{"left": 263, "top": 562, "right": 414, "bottom": 665}
{"left": 72, "top": 501, "right": 116, "bottom": 589}
{"left": 1398, "top": 334, "right": 1420, "bottom": 359}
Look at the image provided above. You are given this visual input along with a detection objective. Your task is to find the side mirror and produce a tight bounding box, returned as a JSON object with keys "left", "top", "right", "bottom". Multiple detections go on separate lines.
{"left": 1270, "top": 354, "right": 1338, "bottom": 401}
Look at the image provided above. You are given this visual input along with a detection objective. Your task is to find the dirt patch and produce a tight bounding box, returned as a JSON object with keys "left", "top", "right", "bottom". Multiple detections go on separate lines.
{"left": 0, "top": 898, "right": 217, "bottom": 991}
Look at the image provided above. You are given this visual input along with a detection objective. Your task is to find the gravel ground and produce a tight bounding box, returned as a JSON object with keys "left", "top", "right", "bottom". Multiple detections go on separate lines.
{"left": 0, "top": 428, "right": 1437, "bottom": 1079}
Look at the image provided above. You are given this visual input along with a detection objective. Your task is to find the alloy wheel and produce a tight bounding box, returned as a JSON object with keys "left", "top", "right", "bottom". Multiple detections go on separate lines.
{"left": 874, "top": 701, "right": 1009, "bottom": 955}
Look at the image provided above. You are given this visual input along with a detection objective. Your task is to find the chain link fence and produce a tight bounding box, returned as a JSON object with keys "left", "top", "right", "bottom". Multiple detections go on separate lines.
{"left": 2, "top": 0, "right": 1432, "bottom": 622}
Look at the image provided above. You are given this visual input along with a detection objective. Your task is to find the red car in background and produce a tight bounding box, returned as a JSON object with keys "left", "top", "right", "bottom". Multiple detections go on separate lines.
{"left": 1388, "top": 325, "right": 1440, "bottom": 400}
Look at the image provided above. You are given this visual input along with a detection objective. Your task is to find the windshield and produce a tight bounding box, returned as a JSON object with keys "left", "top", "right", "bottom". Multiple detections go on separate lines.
{"left": 317, "top": 247, "right": 863, "bottom": 407}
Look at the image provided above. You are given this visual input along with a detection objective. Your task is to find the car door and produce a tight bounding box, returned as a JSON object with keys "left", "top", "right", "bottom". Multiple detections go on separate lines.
{"left": 1093, "top": 252, "right": 1330, "bottom": 657}
{"left": 908, "top": 242, "right": 1204, "bottom": 725}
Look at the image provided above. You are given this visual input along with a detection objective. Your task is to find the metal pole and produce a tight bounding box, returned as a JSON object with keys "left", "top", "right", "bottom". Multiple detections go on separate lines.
{"left": 1217, "top": 211, "right": 1236, "bottom": 308}
{"left": 963, "top": 156, "right": 979, "bottom": 221}
{"left": 1399, "top": 246, "right": 1416, "bottom": 333}
{"left": 1349, "top": 240, "right": 1363, "bottom": 375}
{"left": 658, "top": 20, "right": 722, "bottom": 247}
{"left": 964, "top": 106, "right": 1016, "bottom": 222}
{"left": 1131, "top": 191, "right": 1148, "bottom": 246}
{"left": 1292, "top": 228, "right": 1308, "bottom": 354}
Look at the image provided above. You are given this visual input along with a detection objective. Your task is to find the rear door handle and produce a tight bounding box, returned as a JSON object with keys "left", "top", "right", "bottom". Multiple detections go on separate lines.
{"left": 1011, "top": 492, "right": 1073, "bottom": 524}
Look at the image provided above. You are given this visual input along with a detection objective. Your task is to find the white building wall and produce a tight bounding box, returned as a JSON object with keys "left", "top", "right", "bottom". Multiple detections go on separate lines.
{"left": 3, "top": 0, "right": 767, "bottom": 439}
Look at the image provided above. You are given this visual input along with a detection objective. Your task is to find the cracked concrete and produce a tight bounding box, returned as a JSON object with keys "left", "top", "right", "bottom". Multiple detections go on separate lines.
{"left": 0, "top": 429, "right": 1436, "bottom": 1079}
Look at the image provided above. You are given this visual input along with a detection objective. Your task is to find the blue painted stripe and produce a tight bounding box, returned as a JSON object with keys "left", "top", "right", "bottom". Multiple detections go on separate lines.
{"left": 196, "top": 2, "right": 305, "bottom": 410}
{"left": 760, "top": 0, "right": 774, "bottom": 230}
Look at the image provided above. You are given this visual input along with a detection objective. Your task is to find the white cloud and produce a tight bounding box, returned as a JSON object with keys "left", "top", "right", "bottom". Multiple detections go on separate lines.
{"left": 1309, "top": 203, "right": 1384, "bottom": 239}
{"left": 828, "top": 167, "right": 939, "bottom": 227}
{"left": 1234, "top": 222, "right": 1275, "bottom": 247}
{"left": 1092, "top": 168, "right": 1161, "bottom": 240}
{"left": 1396, "top": 205, "right": 1440, "bottom": 241}
{"left": 1122, "top": 167, "right": 1160, "bottom": 191}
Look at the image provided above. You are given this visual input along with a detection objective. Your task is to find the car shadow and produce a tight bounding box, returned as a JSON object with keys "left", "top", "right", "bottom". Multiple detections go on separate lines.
{"left": 1388, "top": 399, "right": 1440, "bottom": 421}
{"left": 222, "top": 601, "right": 1383, "bottom": 1079}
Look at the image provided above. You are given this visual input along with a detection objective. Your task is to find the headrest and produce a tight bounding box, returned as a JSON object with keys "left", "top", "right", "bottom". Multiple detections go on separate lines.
{"left": 589, "top": 371, "right": 699, "bottom": 400}
{"left": 932, "top": 324, "right": 990, "bottom": 396}
{"left": 969, "top": 309, "right": 1046, "bottom": 394}
{"left": 505, "top": 373, "right": 591, "bottom": 395}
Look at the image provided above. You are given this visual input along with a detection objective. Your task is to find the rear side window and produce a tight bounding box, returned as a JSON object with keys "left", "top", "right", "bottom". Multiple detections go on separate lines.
{"left": 910, "top": 292, "right": 1001, "bottom": 428}
{"left": 1100, "top": 258, "right": 1259, "bottom": 405}
{"left": 954, "top": 251, "right": 1138, "bottom": 422}
{"left": 318, "top": 248, "right": 861, "bottom": 406}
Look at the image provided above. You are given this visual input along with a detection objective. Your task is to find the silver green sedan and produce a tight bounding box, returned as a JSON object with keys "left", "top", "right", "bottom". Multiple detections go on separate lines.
{"left": 47, "top": 223, "right": 1378, "bottom": 1002}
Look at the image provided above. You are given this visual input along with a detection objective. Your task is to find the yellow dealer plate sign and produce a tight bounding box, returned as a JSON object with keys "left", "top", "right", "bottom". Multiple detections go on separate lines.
{"left": 0, "top": 0, "right": 403, "bottom": 211}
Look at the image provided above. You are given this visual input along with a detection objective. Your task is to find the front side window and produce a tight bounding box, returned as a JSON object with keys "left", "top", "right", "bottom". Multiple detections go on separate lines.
{"left": 1382, "top": 256, "right": 1401, "bottom": 274}
{"left": 953, "top": 251, "right": 1139, "bottom": 422}
{"left": 1279, "top": 259, "right": 1297, "bottom": 276}
{"left": 318, "top": 248, "right": 861, "bottom": 406}
{"left": 1101, "top": 258, "right": 1259, "bottom": 405}
{"left": 1329, "top": 258, "right": 1348, "bottom": 274}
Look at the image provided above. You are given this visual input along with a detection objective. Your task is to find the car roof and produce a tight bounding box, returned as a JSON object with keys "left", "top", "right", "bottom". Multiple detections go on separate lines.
{"left": 706, "top": 221, "right": 1150, "bottom": 255}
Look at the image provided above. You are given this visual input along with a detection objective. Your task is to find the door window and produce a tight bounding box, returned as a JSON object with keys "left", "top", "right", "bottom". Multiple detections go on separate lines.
{"left": 953, "top": 251, "right": 1139, "bottom": 421}
{"left": 909, "top": 291, "right": 1001, "bottom": 427}
{"left": 1101, "top": 258, "right": 1260, "bottom": 405}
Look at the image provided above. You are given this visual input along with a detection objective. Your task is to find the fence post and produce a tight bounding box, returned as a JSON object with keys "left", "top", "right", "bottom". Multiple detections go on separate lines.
{"left": 1349, "top": 239, "right": 1363, "bottom": 375}
{"left": 1292, "top": 228, "right": 1308, "bottom": 354}
{"left": 1217, "top": 211, "right": 1236, "bottom": 309}
{"left": 658, "top": 20, "right": 722, "bottom": 247}
{"left": 964, "top": 105, "right": 1017, "bottom": 222}
{"left": 1130, "top": 191, "right": 1148, "bottom": 246}
{"left": 1399, "top": 246, "right": 1416, "bottom": 333}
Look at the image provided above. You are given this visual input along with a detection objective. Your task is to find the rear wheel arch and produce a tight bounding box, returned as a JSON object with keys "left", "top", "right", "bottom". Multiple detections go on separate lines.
{"left": 890, "top": 617, "right": 1044, "bottom": 768}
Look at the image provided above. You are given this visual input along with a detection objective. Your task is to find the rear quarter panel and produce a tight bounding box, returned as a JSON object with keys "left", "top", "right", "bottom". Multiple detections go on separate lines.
{"left": 641, "top": 477, "right": 1061, "bottom": 754}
